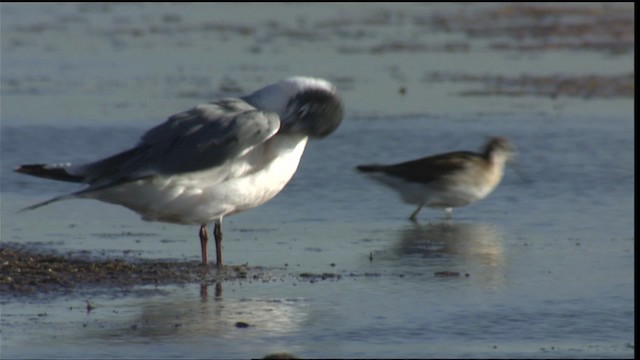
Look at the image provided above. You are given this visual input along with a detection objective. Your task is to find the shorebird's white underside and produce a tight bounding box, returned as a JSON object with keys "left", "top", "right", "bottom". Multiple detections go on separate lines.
{"left": 364, "top": 171, "right": 498, "bottom": 209}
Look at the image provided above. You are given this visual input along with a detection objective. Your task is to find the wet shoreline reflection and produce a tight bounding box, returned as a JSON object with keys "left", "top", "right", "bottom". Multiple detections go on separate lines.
{"left": 382, "top": 221, "right": 507, "bottom": 287}
{"left": 77, "top": 281, "right": 310, "bottom": 343}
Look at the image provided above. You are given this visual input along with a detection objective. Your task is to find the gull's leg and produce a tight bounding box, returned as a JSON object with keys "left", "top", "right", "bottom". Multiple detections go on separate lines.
{"left": 199, "top": 224, "right": 209, "bottom": 265}
{"left": 409, "top": 204, "right": 424, "bottom": 222}
{"left": 214, "top": 219, "right": 223, "bottom": 269}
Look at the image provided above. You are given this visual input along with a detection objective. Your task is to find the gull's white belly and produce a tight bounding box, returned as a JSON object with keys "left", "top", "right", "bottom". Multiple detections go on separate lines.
{"left": 87, "top": 135, "right": 309, "bottom": 224}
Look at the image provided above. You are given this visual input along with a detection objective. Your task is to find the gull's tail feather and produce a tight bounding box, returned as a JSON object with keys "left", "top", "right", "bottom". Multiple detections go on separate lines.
{"left": 15, "top": 164, "right": 84, "bottom": 183}
{"left": 15, "top": 164, "right": 89, "bottom": 212}
{"left": 18, "top": 194, "right": 77, "bottom": 212}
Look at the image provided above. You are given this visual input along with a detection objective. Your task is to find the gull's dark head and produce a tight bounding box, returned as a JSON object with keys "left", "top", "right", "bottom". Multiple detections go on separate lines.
{"left": 281, "top": 87, "right": 344, "bottom": 138}
{"left": 244, "top": 77, "right": 344, "bottom": 139}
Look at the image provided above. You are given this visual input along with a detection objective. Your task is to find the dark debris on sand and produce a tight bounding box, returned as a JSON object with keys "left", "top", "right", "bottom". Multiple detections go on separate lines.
{"left": 0, "top": 244, "right": 253, "bottom": 297}
{"left": 1, "top": 244, "right": 462, "bottom": 299}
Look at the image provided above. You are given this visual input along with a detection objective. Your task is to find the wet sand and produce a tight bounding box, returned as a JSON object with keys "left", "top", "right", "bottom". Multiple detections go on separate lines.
{"left": 1, "top": 244, "right": 211, "bottom": 296}
{"left": 0, "top": 244, "right": 324, "bottom": 297}
{"left": 1, "top": 243, "right": 453, "bottom": 298}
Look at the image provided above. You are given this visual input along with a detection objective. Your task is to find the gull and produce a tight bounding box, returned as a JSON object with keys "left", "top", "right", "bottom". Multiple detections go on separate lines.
{"left": 356, "top": 137, "right": 515, "bottom": 221}
{"left": 15, "top": 76, "right": 344, "bottom": 268}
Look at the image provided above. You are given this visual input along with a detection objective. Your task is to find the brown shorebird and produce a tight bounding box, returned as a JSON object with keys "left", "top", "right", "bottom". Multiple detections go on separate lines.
{"left": 356, "top": 137, "right": 515, "bottom": 221}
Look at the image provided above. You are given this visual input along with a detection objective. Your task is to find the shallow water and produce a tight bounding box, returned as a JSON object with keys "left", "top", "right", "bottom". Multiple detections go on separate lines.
{"left": 0, "top": 3, "right": 634, "bottom": 359}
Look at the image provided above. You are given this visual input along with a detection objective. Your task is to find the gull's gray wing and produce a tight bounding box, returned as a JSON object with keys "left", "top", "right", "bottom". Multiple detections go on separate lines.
{"left": 78, "top": 98, "right": 281, "bottom": 187}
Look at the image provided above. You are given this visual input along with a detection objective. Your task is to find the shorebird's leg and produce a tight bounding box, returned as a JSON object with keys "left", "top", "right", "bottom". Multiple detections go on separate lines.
{"left": 214, "top": 219, "right": 223, "bottom": 269}
{"left": 409, "top": 204, "right": 424, "bottom": 222}
{"left": 199, "top": 224, "right": 209, "bottom": 265}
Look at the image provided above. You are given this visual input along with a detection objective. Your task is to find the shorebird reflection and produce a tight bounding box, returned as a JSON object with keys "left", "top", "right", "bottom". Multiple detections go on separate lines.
{"left": 394, "top": 222, "right": 504, "bottom": 266}
{"left": 383, "top": 222, "right": 507, "bottom": 287}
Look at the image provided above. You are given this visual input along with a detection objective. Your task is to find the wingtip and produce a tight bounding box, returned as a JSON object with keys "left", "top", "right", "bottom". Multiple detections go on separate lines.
{"left": 355, "top": 164, "right": 381, "bottom": 173}
{"left": 14, "top": 164, "right": 40, "bottom": 174}
{"left": 14, "top": 163, "right": 84, "bottom": 182}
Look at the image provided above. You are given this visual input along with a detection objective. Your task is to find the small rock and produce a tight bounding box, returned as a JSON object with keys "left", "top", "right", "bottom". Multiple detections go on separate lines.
{"left": 263, "top": 352, "right": 299, "bottom": 359}
{"left": 434, "top": 271, "right": 460, "bottom": 277}
{"left": 235, "top": 321, "right": 250, "bottom": 328}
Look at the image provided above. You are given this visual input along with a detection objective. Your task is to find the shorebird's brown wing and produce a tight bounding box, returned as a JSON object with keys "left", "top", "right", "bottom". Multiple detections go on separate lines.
{"left": 368, "top": 151, "right": 480, "bottom": 184}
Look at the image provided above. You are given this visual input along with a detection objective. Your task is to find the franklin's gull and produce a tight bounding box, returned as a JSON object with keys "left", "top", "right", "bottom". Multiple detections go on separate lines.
{"left": 15, "top": 76, "right": 344, "bottom": 267}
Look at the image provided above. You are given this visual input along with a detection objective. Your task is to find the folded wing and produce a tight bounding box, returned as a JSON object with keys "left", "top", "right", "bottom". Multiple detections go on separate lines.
{"left": 357, "top": 151, "right": 478, "bottom": 184}
{"left": 15, "top": 99, "right": 281, "bottom": 209}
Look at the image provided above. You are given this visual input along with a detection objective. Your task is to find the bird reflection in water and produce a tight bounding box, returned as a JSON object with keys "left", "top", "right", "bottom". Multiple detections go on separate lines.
{"left": 86, "top": 282, "right": 309, "bottom": 344}
{"left": 396, "top": 222, "right": 503, "bottom": 262}
{"left": 199, "top": 281, "right": 223, "bottom": 302}
{"left": 387, "top": 221, "right": 507, "bottom": 286}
